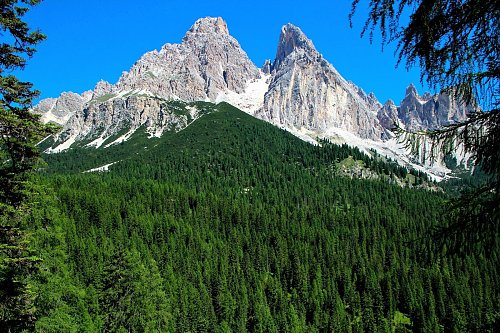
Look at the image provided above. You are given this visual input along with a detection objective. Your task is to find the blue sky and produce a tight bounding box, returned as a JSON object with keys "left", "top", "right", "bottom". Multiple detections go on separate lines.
{"left": 18, "top": 0, "right": 429, "bottom": 104}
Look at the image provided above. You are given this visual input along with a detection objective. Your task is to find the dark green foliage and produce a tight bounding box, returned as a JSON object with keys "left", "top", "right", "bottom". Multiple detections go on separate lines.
{"left": 33, "top": 104, "right": 499, "bottom": 331}
{"left": 0, "top": 1, "right": 59, "bottom": 331}
{"left": 98, "top": 249, "right": 170, "bottom": 332}
{"left": 0, "top": 222, "right": 39, "bottom": 331}
{"left": 349, "top": 0, "right": 498, "bottom": 110}
{"left": 397, "top": 112, "right": 500, "bottom": 255}
{"left": 28, "top": 185, "right": 97, "bottom": 332}
{"left": 350, "top": 0, "right": 500, "bottom": 255}
{"left": 0, "top": 0, "right": 57, "bottom": 209}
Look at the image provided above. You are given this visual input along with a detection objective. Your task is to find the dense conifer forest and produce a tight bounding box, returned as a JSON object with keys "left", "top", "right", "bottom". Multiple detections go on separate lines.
{"left": 28, "top": 103, "right": 499, "bottom": 331}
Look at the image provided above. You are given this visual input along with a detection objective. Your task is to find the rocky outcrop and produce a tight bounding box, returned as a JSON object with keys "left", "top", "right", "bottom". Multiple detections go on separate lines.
{"left": 397, "top": 84, "right": 471, "bottom": 131}
{"left": 355, "top": 87, "right": 382, "bottom": 114}
{"left": 34, "top": 15, "right": 472, "bottom": 174}
{"left": 92, "top": 80, "right": 114, "bottom": 98}
{"left": 37, "top": 17, "right": 262, "bottom": 151}
{"left": 32, "top": 91, "right": 92, "bottom": 125}
{"left": 377, "top": 99, "right": 399, "bottom": 131}
{"left": 115, "top": 17, "right": 260, "bottom": 101}
{"left": 261, "top": 59, "right": 272, "bottom": 75}
{"left": 57, "top": 95, "right": 198, "bottom": 146}
{"left": 256, "top": 23, "right": 384, "bottom": 140}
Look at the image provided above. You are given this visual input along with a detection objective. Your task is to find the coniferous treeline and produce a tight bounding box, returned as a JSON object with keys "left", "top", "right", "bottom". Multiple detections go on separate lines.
{"left": 28, "top": 103, "right": 498, "bottom": 332}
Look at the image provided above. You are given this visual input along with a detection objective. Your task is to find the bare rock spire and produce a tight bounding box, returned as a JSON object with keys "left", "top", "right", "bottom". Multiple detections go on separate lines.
{"left": 257, "top": 23, "right": 384, "bottom": 141}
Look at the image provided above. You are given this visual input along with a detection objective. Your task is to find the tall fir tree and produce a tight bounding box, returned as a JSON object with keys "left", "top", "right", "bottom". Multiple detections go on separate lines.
{"left": 0, "top": 1, "right": 56, "bottom": 330}
{"left": 350, "top": 0, "right": 499, "bottom": 255}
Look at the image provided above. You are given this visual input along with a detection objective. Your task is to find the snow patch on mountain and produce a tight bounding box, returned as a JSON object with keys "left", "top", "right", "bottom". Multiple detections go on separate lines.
{"left": 83, "top": 161, "right": 120, "bottom": 173}
{"left": 45, "top": 134, "right": 78, "bottom": 153}
{"left": 40, "top": 110, "right": 73, "bottom": 126}
{"left": 33, "top": 17, "right": 472, "bottom": 180}
{"left": 104, "top": 128, "right": 138, "bottom": 148}
{"left": 216, "top": 73, "right": 270, "bottom": 114}
{"left": 85, "top": 136, "right": 108, "bottom": 149}
{"left": 276, "top": 124, "right": 449, "bottom": 181}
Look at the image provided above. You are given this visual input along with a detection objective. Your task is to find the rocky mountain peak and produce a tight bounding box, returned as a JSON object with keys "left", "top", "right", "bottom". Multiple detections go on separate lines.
{"left": 258, "top": 23, "right": 384, "bottom": 141}
{"left": 187, "top": 16, "right": 229, "bottom": 35}
{"left": 377, "top": 99, "right": 399, "bottom": 132}
{"left": 398, "top": 86, "right": 471, "bottom": 131}
{"left": 93, "top": 80, "right": 114, "bottom": 97}
{"left": 405, "top": 83, "right": 418, "bottom": 97}
{"left": 356, "top": 87, "right": 382, "bottom": 113}
{"left": 384, "top": 99, "right": 396, "bottom": 107}
{"left": 113, "top": 16, "right": 259, "bottom": 102}
{"left": 32, "top": 91, "right": 90, "bottom": 126}
{"left": 273, "top": 23, "right": 317, "bottom": 70}
{"left": 261, "top": 59, "right": 272, "bottom": 75}
{"left": 421, "top": 92, "right": 433, "bottom": 101}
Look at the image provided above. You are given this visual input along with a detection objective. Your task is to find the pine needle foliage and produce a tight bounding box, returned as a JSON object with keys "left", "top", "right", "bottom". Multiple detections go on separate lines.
{"left": 0, "top": 1, "right": 58, "bottom": 331}
{"left": 350, "top": 0, "right": 499, "bottom": 255}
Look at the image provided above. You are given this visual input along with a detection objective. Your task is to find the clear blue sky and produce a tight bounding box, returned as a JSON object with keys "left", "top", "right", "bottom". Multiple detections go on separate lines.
{"left": 18, "top": 0, "right": 429, "bottom": 104}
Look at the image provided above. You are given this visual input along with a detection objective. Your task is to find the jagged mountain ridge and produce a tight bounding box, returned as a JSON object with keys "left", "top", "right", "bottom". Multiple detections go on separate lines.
{"left": 33, "top": 16, "right": 469, "bottom": 178}
{"left": 115, "top": 17, "right": 260, "bottom": 101}
{"left": 256, "top": 24, "right": 386, "bottom": 141}
{"left": 396, "top": 84, "right": 472, "bottom": 131}
{"left": 34, "top": 17, "right": 265, "bottom": 150}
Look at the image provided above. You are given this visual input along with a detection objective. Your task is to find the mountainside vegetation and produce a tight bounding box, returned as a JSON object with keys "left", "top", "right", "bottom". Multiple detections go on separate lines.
{"left": 350, "top": 0, "right": 499, "bottom": 255}
{"left": 2, "top": 2, "right": 497, "bottom": 331}
{"left": 0, "top": 1, "right": 58, "bottom": 331}
{"left": 25, "top": 103, "right": 499, "bottom": 331}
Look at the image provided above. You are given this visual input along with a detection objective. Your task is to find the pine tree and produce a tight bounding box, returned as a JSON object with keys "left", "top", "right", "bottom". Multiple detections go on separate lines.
{"left": 350, "top": 0, "right": 499, "bottom": 255}
{"left": 0, "top": 1, "right": 57, "bottom": 331}
{"left": 98, "top": 249, "right": 170, "bottom": 332}
{"left": 0, "top": 0, "right": 57, "bottom": 207}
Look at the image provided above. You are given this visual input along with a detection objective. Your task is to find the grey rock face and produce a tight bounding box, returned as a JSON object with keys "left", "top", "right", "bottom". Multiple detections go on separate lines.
{"left": 397, "top": 84, "right": 470, "bottom": 131}
{"left": 33, "top": 91, "right": 91, "bottom": 125}
{"left": 48, "top": 95, "right": 211, "bottom": 154}
{"left": 257, "top": 24, "right": 384, "bottom": 140}
{"left": 38, "top": 17, "right": 262, "bottom": 151}
{"left": 377, "top": 100, "right": 398, "bottom": 131}
{"left": 272, "top": 23, "right": 317, "bottom": 70}
{"left": 116, "top": 17, "right": 260, "bottom": 101}
{"left": 92, "top": 80, "right": 114, "bottom": 97}
{"left": 355, "top": 86, "right": 382, "bottom": 114}
{"left": 59, "top": 95, "right": 196, "bottom": 145}
{"left": 261, "top": 59, "right": 272, "bottom": 75}
{"left": 35, "top": 15, "right": 472, "bottom": 169}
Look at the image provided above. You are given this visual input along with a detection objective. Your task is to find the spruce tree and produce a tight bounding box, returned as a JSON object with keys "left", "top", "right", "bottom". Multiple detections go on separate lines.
{"left": 0, "top": 1, "right": 56, "bottom": 330}
{"left": 350, "top": 0, "right": 499, "bottom": 254}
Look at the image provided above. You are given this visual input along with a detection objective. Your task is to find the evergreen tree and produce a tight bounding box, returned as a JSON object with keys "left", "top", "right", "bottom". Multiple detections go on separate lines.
{"left": 350, "top": 0, "right": 499, "bottom": 254}
{"left": 98, "top": 249, "right": 171, "bottom": 332}
{"left": 0, "top": 0, "right": 56, "bottom": 207}
{"left": 0, "top": 1, "right": 56, "bottom": 330}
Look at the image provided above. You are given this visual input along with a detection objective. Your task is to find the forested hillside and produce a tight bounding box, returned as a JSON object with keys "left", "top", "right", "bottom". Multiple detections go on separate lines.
{"left": 31, "top": 103, "right": 498, "bottom": 332}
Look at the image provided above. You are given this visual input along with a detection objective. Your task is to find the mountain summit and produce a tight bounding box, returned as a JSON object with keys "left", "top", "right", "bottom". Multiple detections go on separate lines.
{"left": 187, "top": 16, "right": 229, "bottom": 35}
{"left": 397, "top": 84, "right": 471, "bottom": 131}
{"left": 35, "top": 17, "right": 264, "bottom": 150}
{"left": 116, "top": 16, "right": 260, "bottom": 101}
{"left": 34, "top": 17, "right": 470, "bottom": 177}
{"left": 257, "top": 23, "right": 384, "bottom": 141}
{"left": 273, "top": 23, "right": 317, "bottom": 70}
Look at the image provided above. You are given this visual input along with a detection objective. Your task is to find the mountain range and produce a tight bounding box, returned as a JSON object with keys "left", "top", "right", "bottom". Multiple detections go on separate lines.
{"left": 33, "top": 17, "right": 472, "bottom": 179}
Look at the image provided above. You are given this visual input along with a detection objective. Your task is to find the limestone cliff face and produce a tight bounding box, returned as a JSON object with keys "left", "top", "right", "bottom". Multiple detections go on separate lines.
{"left": 377, "top": 100, "right": 399, "bottom": 131}
{"left": 396, "top": 84, "right": 471, "bottom": 131}
{"left": 36, "top": 17, "right": 261, "bottom": 151}
{"left": 32, "top": 91, "right": 92, "bottom": 125}
{"left": 115, "top": 17, "right": 260, "bottom": 101}
{"left": 34, "top": 16, "right": 471, "bottom": 168}
{"left": 256, "top": 24, "right": 385, "bottom": 140}
{"left": 55, "top": 95, "right": 199, "bottom": 149}
{"left": 92, "top": 80, "right": 114, "bottom": 97}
